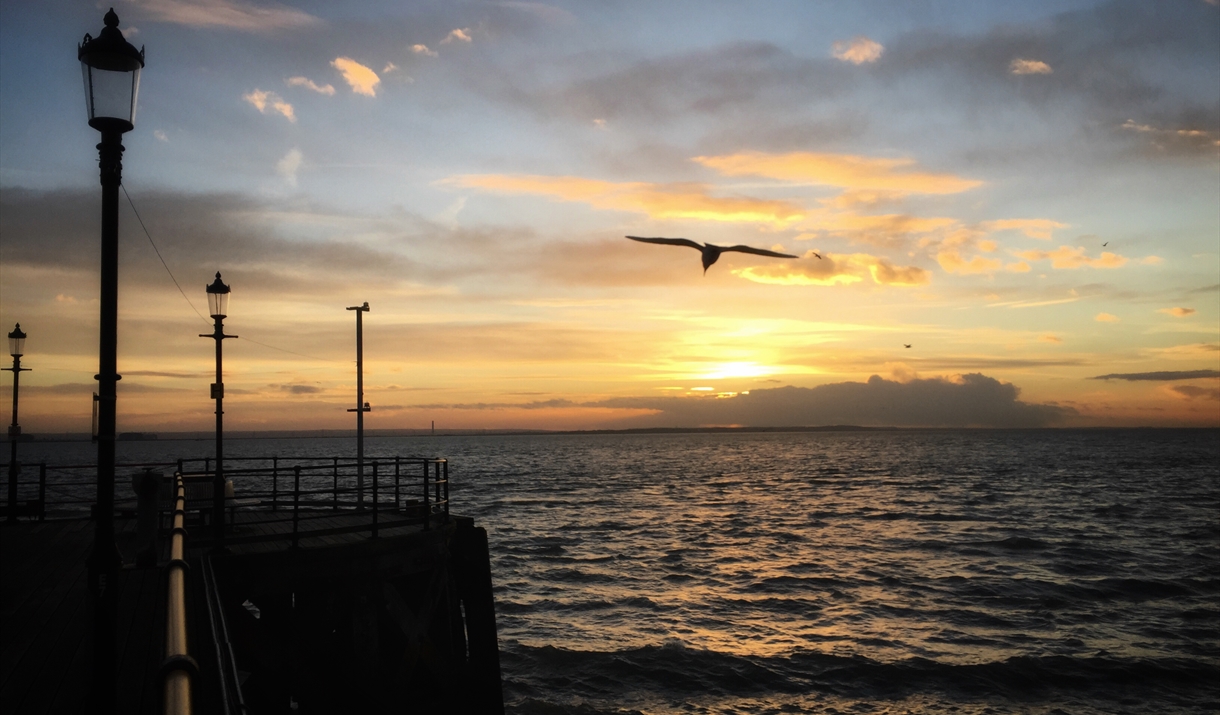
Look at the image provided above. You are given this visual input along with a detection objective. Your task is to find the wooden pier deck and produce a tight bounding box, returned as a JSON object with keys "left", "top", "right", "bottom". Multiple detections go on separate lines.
{"left": 1, "top": 505, "right": 500, "bottom": 713}
{"left": 0, "top": 518, "right": 167, "bottom": 715}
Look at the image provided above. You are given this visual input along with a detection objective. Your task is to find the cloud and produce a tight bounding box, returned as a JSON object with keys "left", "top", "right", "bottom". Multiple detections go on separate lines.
{"left": 446, "top": 174, "right": 804, "bottom": 225}
{"left": 1121, "top": 119, "right": 1220, "bottom": 152}
{"left": 331, "top": 57, "right": 380, "bottom": 97}
{"left": 980, "top": 218, "right": 1066, "bottom": 240}
{"left": 1016, "top": 246, "right": 1127, "bottom": 269}
{"left": 411, "top": 44, "right": 438, "bottom": 57}
{"left": 277, "top": 384, "right": 322, "bottom": 394}
{"left": 937, "top": 250, "right": 1002, "bottom": 275}
{"left": 277, "top": 148, "right": 303, "bottom": 187}
{"left": 694, "top": 152, "right": 981, "bottom": 195}
{"left": 832, "top": 36, "right": 884, "bottom": 64}
{"left": 286, "top": 76, "right": 335, "bottom": 95}
{"left": 134, "top": 0, "right": 320, "bottom": 30}
{"left": 1040, "top": 335, "right": 1063, "bottom": 343}
{"left": 735, "top": 252, "right": 930, "bottom": 287}
{"left": 1095, "top": 313, "right": 1120, "bottom": 322}
{"left": 154, "top": 130, "right": 168, "bottom": 142}
{"left": 1009, "top": 58, "right": 1053, "bottom": 75}
{"left": 441, "top": 28, "right": 472, "bottom": 44}
{"left": 1091, "top": 370, "right": 1220, "bottom": 381}
{"left": 1170, "top": 385, "right": 1220, "bottom": 401}
{"left": 596, "top": 374, "right": 1073, "bottom": 428}
{"left": 382, "top": 62, "right": 398, "bottom": 74}
{"left": 1159, "top": 307, "right": 1196, "bottom": 317}
{"left": 243, "top": 89, "right": 295, "bottom": 121}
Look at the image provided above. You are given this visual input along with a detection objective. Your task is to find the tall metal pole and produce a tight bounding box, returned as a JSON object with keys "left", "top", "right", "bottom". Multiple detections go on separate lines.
{"left": 88, "top": 126, "right": 125, "bottom": 713}
{"left": 347, "top": 302, "right": 370, "bottom": 509}
{"left": 201, "top": 306, "right": 235, "bottom": 549}
{"left": 5, "top": 343, "right": 30, "bottom": 521}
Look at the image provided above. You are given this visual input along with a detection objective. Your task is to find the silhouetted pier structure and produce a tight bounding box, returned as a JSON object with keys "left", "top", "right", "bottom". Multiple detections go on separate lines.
{"left": 1, "top": 456, "right": 503, "bottom": 714}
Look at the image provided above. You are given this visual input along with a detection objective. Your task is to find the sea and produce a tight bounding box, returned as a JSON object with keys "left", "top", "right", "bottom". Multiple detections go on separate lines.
{"left": 11, "top": 428, "right": 1220, "bottom": 714}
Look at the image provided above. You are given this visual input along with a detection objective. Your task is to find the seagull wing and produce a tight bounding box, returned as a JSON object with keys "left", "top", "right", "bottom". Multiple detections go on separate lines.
{"left": 626, "top": 236, "right": 704, "bottom": 250}
{"left": 721, "top": 245, "right": 798, "bottom": 259}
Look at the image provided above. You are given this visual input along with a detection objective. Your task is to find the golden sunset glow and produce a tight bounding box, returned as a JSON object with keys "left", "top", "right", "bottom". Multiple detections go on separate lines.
{"left": 0, "top": 1, "right": 1215, "bottom": 433}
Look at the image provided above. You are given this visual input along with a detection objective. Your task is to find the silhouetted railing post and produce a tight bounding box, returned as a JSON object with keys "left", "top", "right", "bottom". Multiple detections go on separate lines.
{"left": 291, "top": 466, "right": 300, "bottom": 549}
{"left": 272, "top": 462, "right": 279, "bottom": 511}
{"left": 38, "top": 462, "right": 46, "bottom": 521}
{"left": 443, "top": 460, "right": 449, "bottom": 522}
{"left": 177, "top": 458, "right": 183, "bottom": 475}
{"left": 433, "top": 461, "right": 440, "bottom": 510}
{"left": 332, "top": 457, "right": 338, "bottom": 510}
{"left": 422, "top": 460, "right": 430, "bottom": 530}
{"left": 394, "top": 456, "right": 400, "bottom": 511}
{"left": 371, "top": 461, "right": 379, "bottom": 538}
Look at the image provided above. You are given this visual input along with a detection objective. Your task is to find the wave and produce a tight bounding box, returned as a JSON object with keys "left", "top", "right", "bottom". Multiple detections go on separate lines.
{"left": 502, "top": 642, "right": 1220, "bottom": 705}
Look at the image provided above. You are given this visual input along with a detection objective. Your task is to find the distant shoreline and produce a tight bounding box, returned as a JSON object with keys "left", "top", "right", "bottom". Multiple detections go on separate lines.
{"left": 5, "top": 424, "right": 1217, "bottom": 443}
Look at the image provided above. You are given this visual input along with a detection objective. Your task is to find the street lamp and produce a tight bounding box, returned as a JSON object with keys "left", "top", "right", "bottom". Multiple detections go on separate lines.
{"left": 201, "top": 273, "right": 236, "bottom": 550}
{"left": 79, "top": 8, "right": 143, "bottom": 710}
{"left": 347, "top": 302, "right": 371, "bottom": 508}
{"left": 5, "top": 324, "right": 30, "bottom": 521}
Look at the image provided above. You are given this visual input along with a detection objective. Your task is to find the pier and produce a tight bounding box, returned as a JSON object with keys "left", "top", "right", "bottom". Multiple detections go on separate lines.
{"left": 0, "top": 456, "right": 503, "bottom": 714}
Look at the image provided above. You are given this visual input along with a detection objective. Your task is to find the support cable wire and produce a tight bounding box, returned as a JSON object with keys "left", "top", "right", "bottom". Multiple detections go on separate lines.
{"left": 122, "top": 185, "right": 339, "bottom": 364}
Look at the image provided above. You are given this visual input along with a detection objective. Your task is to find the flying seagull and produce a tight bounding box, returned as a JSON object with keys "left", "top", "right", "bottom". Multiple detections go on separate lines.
{"left": 1102, "top": 242, "right": 1109, "bottom": 247}
{"left": 904, "top": 344, "right": 912, "bottom": 349}
{"left": 626, "top": 236, "right": 797, "bottom": 274}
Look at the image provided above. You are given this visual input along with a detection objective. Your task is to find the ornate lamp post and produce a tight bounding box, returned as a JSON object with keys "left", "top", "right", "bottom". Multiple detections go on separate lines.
{"left": 5, "top": 324, "right": 30, "bottom": 521}
{"left": 202, "top": 273, "right": 236, "bottom": 549}
{"left": 347, "top": 302, "right": 370, "bottom": 508}
{"left": 79, "top": 8, "right": 143, "bottom": 710}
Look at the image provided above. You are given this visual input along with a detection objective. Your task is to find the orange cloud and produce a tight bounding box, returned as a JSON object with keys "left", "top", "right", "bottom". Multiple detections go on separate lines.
{"left": 331, "top": 57, "right": 380, "bottom": 96}
{"left": 242, "top": 89, "right": 295, "bottom": 121}
{"left": 447, "top": 174, "right": 804, "bottom": 224}
{"left": 1040, "top": 335, "right": 1063, "bottom": 343}
{"left": 1159, "top": 307, "right": 1196, "bottom": 317}
{"left": 1096, "top": 313, "right": 1120, "bottom": 323}
{"left": 442, "top": 28, "right": 472, "bottom": 44}
{"left": 411, "top": 44, "right": 438, "bottom": 57}
{"left": 1010, "top": 58, "right": 1052, "bottom": 75}
{"left": 286, "top": 76, "right": 335, "bottom": 95}
{"left": 1016, "top": 246, "right": 1128, "bottom": 269}
{"left": 937, "top": 250, "right": 1002, "bottom": 275}
{"left": 693, "top": 152, "right": 982, "bottom": 195}
{"left": 981, "top": 218, "right": 1066, "bottom": 240}
{"left": 831, "top": 36, "right": 884, "bottom": 64}
{"left": 736, "top": 252, "right": 930, "bottom": 287}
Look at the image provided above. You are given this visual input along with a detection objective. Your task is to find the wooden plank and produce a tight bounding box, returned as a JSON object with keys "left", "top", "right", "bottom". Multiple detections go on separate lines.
{"left": 0, "top": 526, "right": 93, "bottom": 694}
{"left": 4, "top": 562, "right": 90, "bottom": 714}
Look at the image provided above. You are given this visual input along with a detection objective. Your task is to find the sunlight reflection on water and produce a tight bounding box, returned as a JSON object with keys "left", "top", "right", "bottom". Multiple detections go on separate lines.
{"left": 17, "top": 429, "right": 1220, "bottom": 713}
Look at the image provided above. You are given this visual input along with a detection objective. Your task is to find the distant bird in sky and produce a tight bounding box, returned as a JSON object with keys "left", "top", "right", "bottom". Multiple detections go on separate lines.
{"left": 625, "top": 236, "right": 797, "bottom": 274}
{"left": 1102, "top": 242, "right": 1109, "bottom": 247}
{"left": 904, "top": 344, "right": 912, "bottom": 348}
{"left": 810, "top": 251, "right": 823, "bottom": 259}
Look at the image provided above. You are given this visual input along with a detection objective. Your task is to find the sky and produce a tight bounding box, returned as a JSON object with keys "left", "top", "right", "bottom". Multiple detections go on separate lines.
{"left": 1, "top": 0, "right": 1218, "bottom": 433}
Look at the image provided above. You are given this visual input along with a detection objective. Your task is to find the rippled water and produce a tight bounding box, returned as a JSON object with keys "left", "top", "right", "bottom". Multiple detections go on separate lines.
{"left": 16, "top": 429, "right": 1220, "bottom": 713}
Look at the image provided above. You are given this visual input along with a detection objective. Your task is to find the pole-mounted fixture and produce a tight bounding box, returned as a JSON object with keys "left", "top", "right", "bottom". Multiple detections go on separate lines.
{"left": 347, "top": 302, "right": 371, "bottom": 509}
{"left": 5, "top": 324, "right": 31, "bottom": 521}
{"left": 80, "top": 8, "right": 144, "bottom": 710}
{"left": 201, "top": 273, "right": 237, "bottom": 550}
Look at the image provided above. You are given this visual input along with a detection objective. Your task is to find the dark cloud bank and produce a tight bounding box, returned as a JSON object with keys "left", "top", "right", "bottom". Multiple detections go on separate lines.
{"left": 422, "top": 373, "right": 1074, "bottom": 428}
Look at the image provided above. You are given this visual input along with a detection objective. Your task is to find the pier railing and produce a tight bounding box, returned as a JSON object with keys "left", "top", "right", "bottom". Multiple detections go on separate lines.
{"left": 1, "top": 455, "right": 450, "bottom": 545}
{"left": 164, "top": 473, "right": 194, "bottom": 715}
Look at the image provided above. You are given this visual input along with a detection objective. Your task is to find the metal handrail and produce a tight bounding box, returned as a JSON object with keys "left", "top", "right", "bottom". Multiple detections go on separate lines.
{"left": 1, "top": 455, "right": 450, "bottom": 525}
{"left": 164, "top": 472, "right": 195, "bottom": 714}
